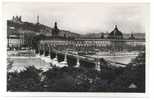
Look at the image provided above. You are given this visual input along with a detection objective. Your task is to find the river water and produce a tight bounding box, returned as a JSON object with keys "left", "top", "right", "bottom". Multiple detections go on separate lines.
{"left": 102, "top": 56, "right": 136, "bottom": 64}
{"left": 88, "top": 51, "right": 138, "bottom": 64}
{"left": 7, "top": 57, "right": 51, "bottom": 72}
{"left": 8, "top": 54, "right": 137, "bottom": 72}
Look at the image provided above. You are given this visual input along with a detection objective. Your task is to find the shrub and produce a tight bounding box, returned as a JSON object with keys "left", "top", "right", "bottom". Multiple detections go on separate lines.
{"left": 7, "top": 66, "right": 43, "bottom": 92}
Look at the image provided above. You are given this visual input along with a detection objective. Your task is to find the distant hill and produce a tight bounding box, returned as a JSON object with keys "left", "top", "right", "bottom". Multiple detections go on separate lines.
{"left": 7, "top": 18, "right": 144, "bottom": 39}
{"left": 123, "top": 33, "right": 145, "bottom": 39}
{"left": 7, "top": 20, "right": 52, "bottom": 35}
{"left": 7, "top": 19, "right": 80, "bottom": 38}
{"left": 81, "top": 32, "right": 145, "bottom": 39}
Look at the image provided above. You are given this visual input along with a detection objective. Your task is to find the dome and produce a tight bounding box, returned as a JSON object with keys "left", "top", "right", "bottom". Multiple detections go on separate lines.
{"left": 108, "top": 25, "right": 123, "bottom": 39}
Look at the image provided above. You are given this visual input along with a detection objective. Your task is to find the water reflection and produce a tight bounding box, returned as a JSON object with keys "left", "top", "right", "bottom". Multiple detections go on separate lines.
{"left": 7, "top": 57, "right": 51, "bottom": 72}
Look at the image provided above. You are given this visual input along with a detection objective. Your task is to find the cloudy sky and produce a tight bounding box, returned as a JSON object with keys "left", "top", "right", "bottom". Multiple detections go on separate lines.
{"left": 3, "top": 2, "right": 149, "bottom": 34}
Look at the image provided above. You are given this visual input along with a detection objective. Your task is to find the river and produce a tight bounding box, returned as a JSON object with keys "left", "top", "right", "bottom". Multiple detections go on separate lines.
{"left": 7, "top": 57, "right": 51, "bottom": 72}
{"left": 7, "top": 51, "right": 139, "bottom": 72}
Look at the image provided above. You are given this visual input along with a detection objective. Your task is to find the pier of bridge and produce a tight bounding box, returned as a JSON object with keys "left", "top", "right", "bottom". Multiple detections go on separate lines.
{"left": 36, "top": 44, "right": 105, "bottom": 71}
{"left": 35, "top": 43, "right": 128, "bottom": 71}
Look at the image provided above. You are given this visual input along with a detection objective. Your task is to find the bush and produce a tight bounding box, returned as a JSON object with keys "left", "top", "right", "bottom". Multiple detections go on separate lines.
{"left": 7, "top": 66, "right": 43, "bottom": 92}
{"left": 7, "top": 52, "right": 145, "bottom": 92}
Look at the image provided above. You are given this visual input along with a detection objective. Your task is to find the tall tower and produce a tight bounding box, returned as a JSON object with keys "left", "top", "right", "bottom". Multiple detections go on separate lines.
{"left": 115, "top": 25, "right": 118, "bottom": 29}
{"left": 52, "top": 22, "right": 59, "bottom": 38}
{"left": 54, "top": 22, "right": 58, "bottom": 30}
{"left": 37, "top": 15, "right": 39, "bottom": 24}
{"left": 19, "top": 16, "right": 22, "bottom": 22}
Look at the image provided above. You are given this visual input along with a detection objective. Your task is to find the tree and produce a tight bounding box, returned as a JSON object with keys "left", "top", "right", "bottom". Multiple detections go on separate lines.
{"left": 110, "top": 52, "right": 145, "bottom": 92}
{"left": 7, "top": 66, "right": 43, "bottom": 92}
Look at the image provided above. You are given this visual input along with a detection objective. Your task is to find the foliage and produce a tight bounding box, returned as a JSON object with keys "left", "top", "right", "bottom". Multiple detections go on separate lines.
{"left": 7, "top": 52, "right": 145, "bottom": 92}
{"left": 7, "top": 66, "right": 43, "bottom": 92}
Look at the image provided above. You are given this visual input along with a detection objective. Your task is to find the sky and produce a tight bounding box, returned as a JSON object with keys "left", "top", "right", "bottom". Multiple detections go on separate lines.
{"left": 3, "top": 2, "right": 149, "bottom": 34}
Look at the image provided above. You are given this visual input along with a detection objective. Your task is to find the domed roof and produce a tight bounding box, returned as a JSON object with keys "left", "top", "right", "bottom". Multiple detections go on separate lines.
{"left": 108, "top": 25, "right": 123, "bottom": 39}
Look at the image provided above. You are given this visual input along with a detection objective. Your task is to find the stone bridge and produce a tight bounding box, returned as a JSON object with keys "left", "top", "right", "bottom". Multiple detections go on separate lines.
{"left": 35, "top": 43, "right": 128, "bottom": 71}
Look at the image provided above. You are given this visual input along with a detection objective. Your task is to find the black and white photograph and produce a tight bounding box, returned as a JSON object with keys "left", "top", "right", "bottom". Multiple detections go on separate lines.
{"left": 2, "top": 2, "right": 149, "bottom": 94}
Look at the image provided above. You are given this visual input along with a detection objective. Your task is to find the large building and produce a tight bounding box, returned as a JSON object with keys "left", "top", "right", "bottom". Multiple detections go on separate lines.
{"left": 7, "top": 16, "right": 80, "bottom": 50}
{"left": 51, "top": 22, "right": 80, "bottom": 39}
{"left": 7, "top": 16, "right": 37, "bottom": 50}
{"left": 12, "top": 16, "right": 22, "bottom": 23}
{"left": 8, "top": 34, "right": 24, "bottom": 49}
{"left": 108, "top": 25, "right": 123, "bottom": 39}
{"left": 40, "top": 25, "right": 145, "bottom": 52}
{"left": 7, "top": 16, "right": 145, "bottom": 52}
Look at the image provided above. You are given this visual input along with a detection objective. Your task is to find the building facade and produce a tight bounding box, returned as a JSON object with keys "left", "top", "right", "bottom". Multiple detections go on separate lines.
{"left": 108, "top": 25, "right": 123, "bottom": 39}
{"left": 8, "top": 34, "right": 25, "bottom": 49}
{"left": 39, "top": 25, "right": 145, "bottom": 52}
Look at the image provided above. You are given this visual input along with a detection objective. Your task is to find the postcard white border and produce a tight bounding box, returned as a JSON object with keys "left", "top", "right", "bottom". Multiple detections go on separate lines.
{"left": 0, "top": 0, "right": 150, "bottom": 98}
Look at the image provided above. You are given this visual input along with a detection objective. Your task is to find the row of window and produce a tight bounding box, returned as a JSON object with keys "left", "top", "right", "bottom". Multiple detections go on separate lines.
{"left": 40, "top": 39, "right": 145, "bottom": 47}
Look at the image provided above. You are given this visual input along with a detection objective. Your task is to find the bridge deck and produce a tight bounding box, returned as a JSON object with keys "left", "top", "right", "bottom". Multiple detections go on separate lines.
{"left": 51, "top": 48, "right": 128, "bottom": 66}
